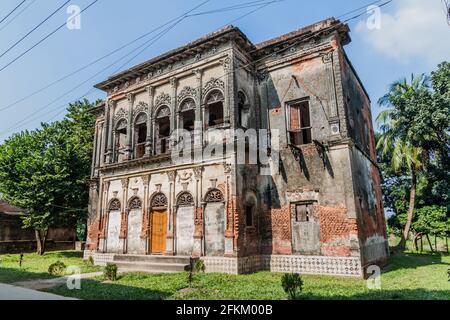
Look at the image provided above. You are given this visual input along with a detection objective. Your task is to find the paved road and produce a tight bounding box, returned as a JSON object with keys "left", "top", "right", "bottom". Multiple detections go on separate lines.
{"left": 0, "top": 283, "right": 77, "bottom": 300}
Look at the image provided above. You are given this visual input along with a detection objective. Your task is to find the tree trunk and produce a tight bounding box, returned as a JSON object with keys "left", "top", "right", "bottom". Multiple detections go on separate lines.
{"left": 413, "top": 233, "right": 423, "bottom": 251}
{"left": 426, "top": 234, "right": 434, "bottom": 252}
{"left": 396, "top": 170, "right": 417, "bottom": 251}
{"left": 34, "top": 229, "right": 48, "bottom": 255}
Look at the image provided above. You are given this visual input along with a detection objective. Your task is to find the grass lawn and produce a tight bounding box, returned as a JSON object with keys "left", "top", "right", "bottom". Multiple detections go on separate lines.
{"left": 46, "top": 252, "right": 450, "bottom": 300}
{"left": 0, "top": 251, "right": 101, "bottom": 283}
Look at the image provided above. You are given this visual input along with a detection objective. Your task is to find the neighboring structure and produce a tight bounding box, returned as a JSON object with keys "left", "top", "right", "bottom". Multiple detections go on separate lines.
{"left": 85, "top": 18, "right": 388, "bottom": 277}
{"left": 0, "top": 200, "right": 76, "bottom": 253}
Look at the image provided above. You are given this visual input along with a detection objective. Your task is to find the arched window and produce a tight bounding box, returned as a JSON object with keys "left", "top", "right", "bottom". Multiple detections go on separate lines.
{"left": 134, "top": 113, "right": 147, "bottom": 159}
{"left": 114, "top": 119, "right": 127, "bottom": 163}
{"left": 128, "top": 196, "right": 142, "bottom": 210}
{"left": 150, "top": 192, "right": 168, "bottom": 209}
{"left": 205, "top": 90, "right": 224, "bottom": 127}
{"left": 179, "top": 99, "right": 196, "bottom": 132}
{"left": 155, "top": 106, "right": 171, "bottom": 155}
{"left": 204, "top": 188, "right": 224, "bottom": 203}
{"left": 176, "top": 191, "right": 194, "bottom": 206}
{"left": 108, "top": 198, "right": 121, "bottom": 211}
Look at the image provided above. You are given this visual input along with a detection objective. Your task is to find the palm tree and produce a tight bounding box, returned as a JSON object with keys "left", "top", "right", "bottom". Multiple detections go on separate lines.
{"left": 377, "top": 74, "right": 428, "bottom": 251}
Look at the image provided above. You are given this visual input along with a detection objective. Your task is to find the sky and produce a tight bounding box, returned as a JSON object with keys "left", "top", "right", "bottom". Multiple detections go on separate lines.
{"left": 0, "top": 0, "right": 449, "bottom": 142}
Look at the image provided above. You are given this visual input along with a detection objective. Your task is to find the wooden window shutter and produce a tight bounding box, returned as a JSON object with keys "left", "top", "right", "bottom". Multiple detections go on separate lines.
{"left": 289, "top": 105, "right": 301, "bottom": 131}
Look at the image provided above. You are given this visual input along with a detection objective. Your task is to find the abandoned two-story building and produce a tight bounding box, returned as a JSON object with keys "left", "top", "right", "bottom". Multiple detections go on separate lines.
{"left": 85, "top": 18, "right": 388, "bottom": 277}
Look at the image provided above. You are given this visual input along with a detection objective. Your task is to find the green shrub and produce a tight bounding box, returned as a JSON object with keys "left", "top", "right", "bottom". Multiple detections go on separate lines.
{"left": 104, "top": 263, "right": 118, "bottom": 281}
{"left": 48, "top": 261, "right": 67, "bottom": 276}
{"left": 87, "top": 255, "right": 94, "bottom": 266}
{"left": 193, "top": 259, "right": 205, "bottom": 273}
{"left": 281, "top": 273, "right": 303, "bottom": 300}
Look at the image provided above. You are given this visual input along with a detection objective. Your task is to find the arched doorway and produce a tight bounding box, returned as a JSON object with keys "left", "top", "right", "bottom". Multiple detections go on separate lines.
{"left": 149, "top": 192, "right": 168, "bottom": 254}
{"left": 204, "top": 188, "right": 225, "bottom": 256}
{"left": 107, "top": 198, "right": 122, "bottom": 253}
{"left": 175, "top": 191, "right": 195, "bottom": 255}
{"left": 127, "top": 196, "right": 144, "bottom": 254}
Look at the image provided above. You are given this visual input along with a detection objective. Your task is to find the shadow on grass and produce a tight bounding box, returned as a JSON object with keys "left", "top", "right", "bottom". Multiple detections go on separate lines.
{"left": 47, "top": 278, "right": 173, "bottom": 300}
{"left": 0, "top": 267, "right": 53, "bottom": 284}
{"left": 51, "top": 251, "right": 83, "bottom": 259}
{"left": 382, "top": 252, "right": 450, "bottom": 274}
{"left": 298, "top": 288, "right": 449, "bottom": 300}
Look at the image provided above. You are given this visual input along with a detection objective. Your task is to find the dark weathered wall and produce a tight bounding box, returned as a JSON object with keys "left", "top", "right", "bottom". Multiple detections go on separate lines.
{"left": 339, "top": 51, "right": 388, "bottom": 266}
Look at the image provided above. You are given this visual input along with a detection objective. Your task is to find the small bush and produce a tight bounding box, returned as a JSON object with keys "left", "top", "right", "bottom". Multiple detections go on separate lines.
{"left": 48, "top": 261, "right": 67, "bottom": 276}
{"left": 281, "top": 273, "right": 303, "bottom": 300}
{"left": 104, "top": 263, "right": 118, "bottom": 281}
{"left": 87, "top": 255, "right": 94, "bottom": 266}
{"left": 193, "top": 259, "right": 205, "bottom": 273}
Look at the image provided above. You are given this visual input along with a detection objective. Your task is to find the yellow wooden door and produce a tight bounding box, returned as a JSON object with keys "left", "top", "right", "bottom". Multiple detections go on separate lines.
{"left": 151, "top": 210, "right": 167, "bottom": 254}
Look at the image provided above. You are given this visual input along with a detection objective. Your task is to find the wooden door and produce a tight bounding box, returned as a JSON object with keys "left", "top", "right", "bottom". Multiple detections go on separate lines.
{"left": 150, "top": 210, "right": 167, "bottom": 254}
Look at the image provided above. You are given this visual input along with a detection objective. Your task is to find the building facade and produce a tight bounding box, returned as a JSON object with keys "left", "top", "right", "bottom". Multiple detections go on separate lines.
{"left": 85, "top": 18, "right": 388, "bottom": 277}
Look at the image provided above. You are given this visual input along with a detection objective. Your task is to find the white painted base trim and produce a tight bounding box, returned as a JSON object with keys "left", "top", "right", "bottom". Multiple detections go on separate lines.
{"left": 84, "top": 250, "right": 363, "bottom": 277}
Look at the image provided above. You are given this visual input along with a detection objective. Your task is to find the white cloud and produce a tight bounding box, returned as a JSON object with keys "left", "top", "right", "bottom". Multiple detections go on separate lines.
{"left": 355, "top": 0, "right": 450, "bottom": 66}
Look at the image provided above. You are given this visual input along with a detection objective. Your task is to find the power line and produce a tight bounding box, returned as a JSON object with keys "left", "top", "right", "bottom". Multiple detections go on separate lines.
{"left": 0, "top": 0, "right": 26, "bottom": 25}
{"left": 443, "top": 0, "right": 450, "bottom": 26}
{"left": 0, "top": 0, "right": 71, "bottom": 59}
{"left": 0, "top": 0, "right": 100, "bottom": 73}
{"left": 336, "top": 0, "right": 384, "bottom": 19}
{"left": 1, "top": 0, "right": 393, "bottom": 138}
{"left": 0, "top": 1, "right": 275, "bottom": 136}
{"left": 0, "top": 17, "right": 187, "bottom": 134}
{"left": 0, "top": 0, "right": 37, "bottom": 33}
{"left": 0, "top": 0, "right": 275, "bottom": 113}
{"left": 0, "top": 0, "right": 215, "bottom": 135}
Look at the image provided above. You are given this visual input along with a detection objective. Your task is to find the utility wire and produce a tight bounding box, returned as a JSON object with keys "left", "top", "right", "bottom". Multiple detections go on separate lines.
{"left": 0, "top": 0, "right": 275, "bottom": 113}
{"left": 0, "top": 0, "right": 214, "bottom": 135}
{"left": 0, "top": 1, "right": 43, "bottom": 33}
{"left": 1, "top": 0, "right": 394, "bottom": 138}
{"left": 0, "top": 0, "right": 99, "bottom": 73}
{"left": 0, "top": 0, "right": 71, "bottom": 59}
{"left": 0, "top": 18, "right": 186, "bottom": 134}
{"left": 336, "top": 0, "right": 384, "bottom": 19}
{"left": 0, "top": 0, "right": 26, "bottom": 25}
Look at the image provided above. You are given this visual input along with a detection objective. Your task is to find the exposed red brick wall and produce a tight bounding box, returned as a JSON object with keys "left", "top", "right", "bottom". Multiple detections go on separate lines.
{"left": 86, "top": 220, "right": 100, "bottom": 250}
{"left": 260, "top": 205, "right": 292, "bottom": 255}
{"left": 140, "top": 209, "right": 149, "bottom": 239}
{"left": 316, "top": 205, "right": 358, "bottom": 257}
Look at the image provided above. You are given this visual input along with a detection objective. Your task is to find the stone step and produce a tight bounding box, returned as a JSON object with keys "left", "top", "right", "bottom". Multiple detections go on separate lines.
{"left": 114, "top": 261, "right": 189, "bottom": 273}
{"left": 113, "top": 254, "right": 191, "bottom": 265}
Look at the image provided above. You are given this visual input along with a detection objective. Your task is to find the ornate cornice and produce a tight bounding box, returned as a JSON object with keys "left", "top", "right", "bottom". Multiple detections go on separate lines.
{"left": 155, "top": 92, "right": 171, "bottom": 106}
{"left": 203, "top": 77, "right": 225, "bottom": 97}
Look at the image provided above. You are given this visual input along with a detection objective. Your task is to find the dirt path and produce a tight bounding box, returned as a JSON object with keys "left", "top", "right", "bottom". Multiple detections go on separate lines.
{"left": 11, "top": 272, "right": 103, "bottom": 290}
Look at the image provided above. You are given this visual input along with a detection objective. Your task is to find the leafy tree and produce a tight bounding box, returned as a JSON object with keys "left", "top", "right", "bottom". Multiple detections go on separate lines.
{"left": 0, "top": 99, "right": 96, "bottom": 254}
{"left": 377, "top": 63, "right": 450, "bottom": 251}
{"left": 413, "top": 206, "right": 449, "bottom": 238}
{"left": 376, "top": 74, "right": 427, "bottom": 250}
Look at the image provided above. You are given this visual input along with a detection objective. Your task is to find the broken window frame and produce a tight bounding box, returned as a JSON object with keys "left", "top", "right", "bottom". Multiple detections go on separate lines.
{"left": 154, "top": 106, "right": 171, "bottom": 155}
{"left": 134, "top": 112, "right": 148, "bottom": 159}
{"left": 114, "top": 119, "right": 128, "bottom": 163}
{"left": 205, "top": 90, "right": 225, "bottom": 128}
{"left": 286, "top": 98, "right": 313, "bottom": 146}
{"left": 294, "top": 201, "right": 316, "bottom": 223}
